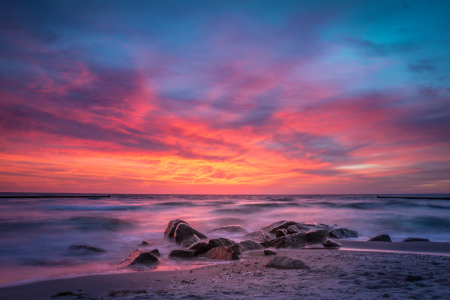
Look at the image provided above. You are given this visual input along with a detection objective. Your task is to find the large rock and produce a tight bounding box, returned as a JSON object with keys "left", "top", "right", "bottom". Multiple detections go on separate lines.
{"left": 180, "top": 234, "right": 200, "bottom": 248}
{"left": 207, "top": 225, "right": 248, "bottom": 235}
{"left": 368, "top": 234, "right": 392, "bottom": 242}
{"left": 189, "top": 242, "right": 209, "bottom": 256}
{"left": 174, "top": 223, "right": 207, "bottom": 246}
{"left": 264, "top": 249, "right": 277, "bottom": 255}
{"left": 150, "top": 249, "right": 160, "bottom": 257}
{"left": 272, "top": 232, "right": 306, "bottom": 249}
{"left": 286, "top": 224, "right": 310, "bottom": 234}
{"left": 322, "top": 238, "right": 342, "bottom": 248}
{"left": 260, "top": 220, "right": 299, "bottom": 234}
{"left": 304, "top": 229, "right": 329, "bottom": 243}
{"left": 276, "top": 229, "right": 288, "bottom": 238}
{"left": 265, "top": 256, "right": 310, "bottom": 269}
{"left": 328, "top": 228, "right": 358, "bottom": 239}
{"left": 164, "top": 219, "right": 188, "bottom": 239}
{"left": 230, "top": 240, "right": 264, "bottom": 255}
{"left": 68, "top": 244, "right": 106, "bottom": 253}
{"left": 203, "top": 246, "right": 239, "bottom": 260}
{"left": 242, "top": 230, "right": 271, "bottom": 243}
{"left": 207, "top": 238, "right": 235, "bottom": 250}
{"left": 260, "top": 240, "right": 274, "bottom": 248}
{"left": 403, "top": 237, "right": 429, "bottom": 242}
{"left": 168, "top": 250, "right": 195, "bottom": 259}
{"left": 118, "top": 249, "right": 159, "bottom": 267}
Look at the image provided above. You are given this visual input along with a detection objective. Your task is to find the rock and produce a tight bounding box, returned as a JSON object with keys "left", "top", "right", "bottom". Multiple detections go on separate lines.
{"left": 260, "top": 220, "right": 299, "bottom": 234}
{"left": 180, "top": 234, "right": 200, "bottom": 248}
{"left": 150, "top": 249, "right": 160, "bottom": 257}
{"left": 304, "top": 229, "right": 329, "bottom": 243}
{"left": 260, "top": 240, "right": 274, "bottom": 248}
{"left": 264, "top": 250, "right": 277, "bottom": 255}
{"left": 272, "top": 232, "right": 306, "bottom": 249}
{"left": 403, "top": 237, "right": 429, "bottom": 242}
{"left": 275, "top": 228, "right": 288, "bottom": 238}
{"left": 164, "top": 219, "right": 188, "bottom": 239}
{"left": 322, "top": 238, "right": 342, "bottom": 248}
{"left": 368, "top": 234, "right": 392, "bottom": 242}
{"left": 68, "top": 245, "right": 106, "bottom": 253}
{"left": 174, "top": 223, "right": 207, "bottom": 246}
{"left": 203, "top": 246, "right": 239, "bottom": 260}
{"left": 118, "top": 249, "right": 158, "bottom": 267}
{"left": 207, "top": 225, "right": 248, "bottom": 234}
{"left": 189, "top": 242, "right": 209, "bottom": 256}
{"left": 141, "top": 241, "right": 152, "bottom": 246}
{"left": 328, "top": 228, "right": 358, "bottom": 239}
{"left": 242, "top": 230, "right": 271, "bottom": 243}
{"left": 207, "top": 238, "right": 235, "bottom": 250}
{"left": 168, "top": 250, "right": 195, "bottom": 259}
{"left": 265, "top": 256, "right": 309, "bottom": 269}
{"left": 286, "top": 224, "right": 310, "bottom": 234}
{"left": 405, "top": 275, "right": 424, "bottom": 282}
{"left": 230, "top": 240, "right": 263, "bottom": 255}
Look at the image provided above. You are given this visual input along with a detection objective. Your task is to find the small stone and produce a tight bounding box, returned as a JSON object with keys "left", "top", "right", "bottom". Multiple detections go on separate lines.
{"left": 368, "top": 234, "right": 392, "bottom": 242}
{"left": 265, "top": 256, "right": 309, "bottom": 269}
{"left": 141, "top": 241, "right": 152, "bottom": 246}
{"left": 403, "top": 237, "right": 429, "bottom": 242}
{"left": 168, "top": 250, "right": 195, "bottom": 259}
{"left": 322, "top": 238, "right": 342, "bottom": 248}
{"left": 406, "top": 275, "right": 424, "bottom": 282}
{"left": 264, "top": 250, "right": 277, "bottom": 255}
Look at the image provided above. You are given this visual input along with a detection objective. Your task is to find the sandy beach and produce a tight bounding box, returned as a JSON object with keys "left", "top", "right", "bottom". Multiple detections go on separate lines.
{"left": 1, "top": 241, "right": 449, "bottom": 300}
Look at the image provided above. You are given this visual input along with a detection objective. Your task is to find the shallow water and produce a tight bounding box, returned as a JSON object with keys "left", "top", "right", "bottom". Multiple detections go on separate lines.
{"left": 0, "top": 193, "right": 449, "bottom": 287}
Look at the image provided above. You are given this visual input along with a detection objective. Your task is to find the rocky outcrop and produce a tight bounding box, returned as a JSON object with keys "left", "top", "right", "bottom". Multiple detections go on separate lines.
{"left": 189, "top": 242, "right": 209, "bottom": 256}
{"left": 118, "top": 249, "right": 159, "bottom": 267}
{"left": 272, "top": 232, "right": 306, "bottom": 249}
{"left": 286, "top": 224, "right": 310, "bottom": 234}
{"left": 322, "top": 238, "right": 342, "bottom": 248}
{"left": 230, "top": 240, "right": 263, "bottom": 255}
{"left": 207, "top": 238, "right": 235, "bottom": 250}
{"left": 203, "top": 246, "right": 239, "bottom": 260}
{"left": 150, "top": 249, "right": 160, "bottom": 257}
{"left": 368, "top": 234, "right": 392, "bottom": 242}
{"left": 168, "top": 250, "right": 195, "bottom": 259}
{"left": 264, "top": 249, "right": 277, "bottom": 255}
{"left": 328, "top": 228, "right": 358, "bottom": 239}
{"left": 174, "top": 223, "right": 207, "bottom": 246}
{"left": 403, "top": 237, "right": 429, "bottom": 242}
{"left": 276, "top": 229, "right": 288, "bottom": 238}
{"left": 305, "top": 229, "right": 328, "bottom": 243}
{"left": 260, "top": 220, "right": 299, "bottom": 234}
{"left": 265, "top": 256, "right": 310, "bottom": 269}
{"left": 207, "top": 225, "right": 248, "bottom": 235}
{"left": 242, "top": 230, "right": 271, "bottom": 243}
{"left": 68, "top": 244, "right": 106, "bottom": 253}
{"left": 164, "top": 219, "right": 188, "bottom": 239}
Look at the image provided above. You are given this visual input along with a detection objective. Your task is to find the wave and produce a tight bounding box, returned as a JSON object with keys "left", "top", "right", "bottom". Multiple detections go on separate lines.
{"left": 47, "top": 205, "right": 143, "bottom": 211}
{"left": 67, "top": 216, "right": 133, "bottom": 231}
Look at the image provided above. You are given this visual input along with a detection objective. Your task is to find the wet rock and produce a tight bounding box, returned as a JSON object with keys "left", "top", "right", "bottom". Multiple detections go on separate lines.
{"left": 230, "top": 240, "right": 263, "bottom": 255}
{"left": 275, "top": 228, "right": 288, "bottom": 238}
{"left": 265, "top": 256, "right": 309, "bottom": 269}
{"left": 260, "top": 240, "right": 274, "bottom": 248}
{"left": 164, "top": 219, "right": 188, "bottom": 239}
{"left": 328, "top": 228, "right": 358, "bottom": 239}
{"left": 203, "top": 246, "right": 239, "bottom": 260}
{"left": 403, "top": 237, "right": 429, "bottom": 242}
{"left": 264, "top": 250, "right": 277, "bottom": 255}
{"left": 181, "top": 234, "right": 201, "bottom": 248}
{"left": 174, "top": 223, "right": 207, "bottom": 246}
{"left": 168, "top": 250, "right": 195, "bottom": 259}
{"left": 272, "top": 232, "right": 306, "bottom": 249}
{"left": 260, "top": 220, "right": 299, "bottom": 234}
{"left": 118, "top": 249, "right": 159, "bottom": 267}
{"left": 286, "top": 224, "right": 310, "bottom": 234}
{"left": 150, "top": 249, "right": 160, "bottom": 257}
{"left": 207, "top": 225, "right": 248, "bottom": 235}
{"left": 242, "top": 230, "right": 271, "bottom": 243}
{"left": 406, "top": 275, "right": 424, "bottom": 282}
{"left": 368, "top": 234, "right": 392, "bottom": 242}
{"left": 322, "top": 238, "right": 342, "bottom": 248}
{"left": 141, "top": 241, "right": 152, "bottom": 246}
{"left": 68, "top": 244, "right": 106, "bottom": 253}
{"left": 305, "top": 229, "right": 329, "bottom": 243}
{"left": 189, "top": 242, "right": 209, "bottom": 256}
{"left": 207, "top": 238, "right": 235, "bottom": 250}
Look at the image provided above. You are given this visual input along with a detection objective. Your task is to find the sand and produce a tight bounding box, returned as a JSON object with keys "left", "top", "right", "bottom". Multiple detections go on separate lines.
{"left": 1, "top": 242, "right": 450, "bottom": 300}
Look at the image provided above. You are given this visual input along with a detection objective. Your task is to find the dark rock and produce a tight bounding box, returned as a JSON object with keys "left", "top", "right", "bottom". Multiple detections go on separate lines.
{"left": 118, "top": 249, "right": 159, "bottom": 267}
{"left": 207, "top": 225, "right": 248, "bottom": 235}
{"left": 207, "top": 238, "right": 235, "bottom": 250}
{"left": 406, "top": 275, "right": 424, "bottom": 282}
{"left": 403, "top": 237, "right": 429, "bottom": 242}
{"left": 189, "top": 242, "right": 209, "bottom": 256}
{"left": 260, "top": 240, "right": 274, "bottom": 248}
{"left": 265, "top": 256, "right": 309, "bottom": 269}
{"left": 272, "top": 232, "right": 306, "bottom": 249}
{"left": 68, "top": 244, "right": 106, "bottom": 253}
{"left": 286, "top": 224, "right": 309, "bottom": 234}
{"left": 322, "top": 238, "right": 342, "bottom": 248}
{"left": 328, "top": 228, "right": 358, "bottom": 239}
{"left": 264, "top": 250, "right": 277, "bottom": 255}
{"left": 242, "top": 230, "right": 271, "bottom": 243}
{"left": 230, "top": 240, "right": 263, "bottom": 255}
{"left": 150, "top": 249, "right": 160, "bottom": 257}
{"left": 305, "top": 229, "right": 329, "bottom": 243}
{"left": 141, "top": 241, "right": 152, "bottom": 246}
{"left": 164, "top": 219, "right": 188, "bottom": 239}
{"left": 275, "top": 228, "right": 288, "bottom": 238}
{"left": 260, "top": 220, "right": 299, "bottom": 234}
{"left": 368, "top": 234, "right": 392, "bottom": 242}
{"left": 180, "top": 234, "right": 200, "bottom": 248}
{"left": 174, "top": 223, "right": 207, "bottom": 246}
{"left": 168, "top": 250, "right": 195, "bottom": 259}
{"left": 203, "top": 246, "right": 239, "bottom": 260}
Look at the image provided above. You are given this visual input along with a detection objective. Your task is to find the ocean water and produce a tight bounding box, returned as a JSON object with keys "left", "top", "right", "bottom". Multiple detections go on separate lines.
{"left": 1, "top": 193, "right": 450, "bottom": 287}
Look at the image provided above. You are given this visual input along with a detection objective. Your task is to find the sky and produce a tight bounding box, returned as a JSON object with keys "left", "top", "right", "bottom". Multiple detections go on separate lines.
{"left": 0, "top": 0, "right": 449, "bottom": 194}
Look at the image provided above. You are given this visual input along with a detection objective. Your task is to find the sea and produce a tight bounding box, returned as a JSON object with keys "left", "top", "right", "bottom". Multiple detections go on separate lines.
{"left": 1, "top": 193, "right": 449, "bottom": 287}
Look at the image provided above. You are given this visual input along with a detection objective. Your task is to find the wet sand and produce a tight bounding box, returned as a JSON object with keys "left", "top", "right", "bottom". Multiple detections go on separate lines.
{"left": 1, "top": 242, "right": 450, "bottom": 300}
